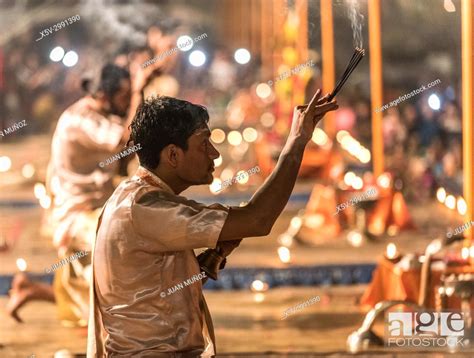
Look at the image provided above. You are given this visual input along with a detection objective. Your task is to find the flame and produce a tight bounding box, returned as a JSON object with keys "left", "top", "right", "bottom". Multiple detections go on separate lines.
{"left": 278, "top": 234, "right": 294, "bottom": 247}
{"left": 386, "top": 243, "right": 397, "bottom": 259}
{"left": 277, "top": 246, "right": 291, "bottom": 263}
{"left": 16, "top": 258, "right": 27, "bottom": 272}
{"left": 347, "top": 231, "right": 363, "bottom": 247}
{"left": 251, "top": 279, "right": 269, "bottom": 292}
{"left": 34, "top": 183, "right": 47, "bottom": 199}
{"left": 39, "top": 196, "right": 51, "bottom": 209}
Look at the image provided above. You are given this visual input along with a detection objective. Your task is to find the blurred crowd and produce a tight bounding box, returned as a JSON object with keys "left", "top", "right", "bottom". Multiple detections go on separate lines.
{"left": 0, "top": 19, "right": 260, "bottom": 137}
{"left": 0, "top": 17, "right": 463, "bottom": 202}
{"left": 341, "top": 93, "right": 462, "bottom": 202}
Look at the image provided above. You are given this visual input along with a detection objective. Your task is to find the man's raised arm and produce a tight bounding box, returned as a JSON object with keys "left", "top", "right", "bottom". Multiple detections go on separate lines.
{"left": 218, "top": 90, "right": 338, "bottom": 242}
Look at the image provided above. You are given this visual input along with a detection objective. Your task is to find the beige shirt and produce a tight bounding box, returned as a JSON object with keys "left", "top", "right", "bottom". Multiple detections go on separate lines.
{"left": 88, "top": 166, "right": 229, "bottom": 357}
{"left": 47, "top": 97, "right": 125, "bottom": 250}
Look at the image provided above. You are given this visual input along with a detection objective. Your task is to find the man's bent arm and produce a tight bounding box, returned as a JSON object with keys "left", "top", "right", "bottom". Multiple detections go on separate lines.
{"left": 218, "top": 137, "right": 306, "bottom": 241}
{"left": 218, "top": 91, "right": 338, "bottom": 241}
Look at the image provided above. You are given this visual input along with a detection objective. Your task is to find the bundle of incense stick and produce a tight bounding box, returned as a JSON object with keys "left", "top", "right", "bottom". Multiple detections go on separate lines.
{"left": 327, "top": 47, "right": 365, "bottom": 101}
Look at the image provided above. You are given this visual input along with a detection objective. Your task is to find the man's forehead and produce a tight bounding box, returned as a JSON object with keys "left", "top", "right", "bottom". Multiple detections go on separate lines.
{"left": 192, "top": 126, "right": 211, "bottom": 137}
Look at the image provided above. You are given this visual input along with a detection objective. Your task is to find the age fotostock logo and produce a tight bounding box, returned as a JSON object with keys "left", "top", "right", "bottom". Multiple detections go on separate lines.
{"left": 386, "top": 311, "right": 466, "bottom": 348}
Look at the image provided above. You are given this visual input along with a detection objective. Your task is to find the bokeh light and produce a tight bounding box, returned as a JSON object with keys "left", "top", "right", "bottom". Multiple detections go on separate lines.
{"left": 62, "top": 51, "right": 78, "bottom": 67}
{"left": 50, "top": 46, "right": 65, "bottom": 62}
{"left": 445, "top": 195, "right": 456, "bottom": 210}
{"left": 221, "top": 168, "right": 234, "bottom": 181}
{"left": 256, "top": 83, "right": 272, "bottom": 99}
{"left": 251, "top": 279, "right": 269, "bottom": 292}
{"left": 344, "top": 171, "right": 356, "bottom": 186}
{"left": 209, "top": 178, "right": 222, "bottom": 194}
{"left": 436, "top": 187, "right": 446, "bottom": 203}
{"left": 242, "top": 127, "right": 258, "bottom": 143}
{"left": 235, "top": 170, "right": 249, "bottom": 184}
{"left": 213, "top": 155, "right": 223, "bottom": 168}
{"left": 39, "top": 195, "right": 52, "bottom": 209}
{"left": 386, "top": 243, "right": 398, "bottom": 259}
{"left": 176, "top": 35, "right": 193, "bottom": 51}
{"left": 0, "top": 156, "right": 12, "bottom": 172}
{"left": 457, "top": 197, "right": 467, "bottom": 215}
{"left": 22, "top": 164, "right": 35, "bottom": 178}
{"left": 234, "top": 48, "right": 251, "bottom": 64}
{"left": 210, "top": 128, "right": 226, "bottom": 144}
{"left": 377, "top": 173, "right": 391, "bottom": 188}
{"left": 311, "top": 128, "right": 328, "bottom": 146}
{"left": 260, "top": 112, "right": 275, "bottom": 127}
{"left": 16, "top": 258, "right": 27, "bottom": 272}
{"left": 428, "top": 93, "right": 441, "bottom": 110}
{"left": 189, "top": 50, "right": 206, "bottom": 67}
{"left": 278, "top": 233, "right": 294, "bottom": 247}
{"left": 347, "top": 231, "right": 364, "bottom": 247}
{"left": 277, "top": 246, "right": 291, "bottom": 263}
{"left": 34, "top": 183, "right": 47, "bottom": 199}
{"left": 352, "top": 176, "right": 363, "bottom": 190}
{"left": 336, "top": 130, "right": 349, "bottom": 143}
{"left": 227, "top": 131, "right": 242, "bottom": 146}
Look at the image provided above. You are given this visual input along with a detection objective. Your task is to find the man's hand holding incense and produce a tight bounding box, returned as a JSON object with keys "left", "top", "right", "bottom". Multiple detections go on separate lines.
{"left": 289, "top": 89, "right": 338, "bottom": 144}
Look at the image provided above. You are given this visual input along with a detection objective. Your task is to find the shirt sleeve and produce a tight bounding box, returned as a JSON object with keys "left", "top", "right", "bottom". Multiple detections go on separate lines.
{"left": 131, "top": 189, "right": 229, "bottom": 252}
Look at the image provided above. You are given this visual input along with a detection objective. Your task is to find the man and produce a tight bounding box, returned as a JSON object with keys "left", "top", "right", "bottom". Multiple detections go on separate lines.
{"left": 88, "top": 91, "right": 337, "bottom": 357}
{"left": 7, "top": 63, "right": 146, "bottom": 324}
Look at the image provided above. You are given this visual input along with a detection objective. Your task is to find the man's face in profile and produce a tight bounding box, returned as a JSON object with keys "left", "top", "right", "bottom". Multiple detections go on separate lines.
{"left": 109, "top": 78, "right": 132, "bottom": 117}
{"left": 177, "top": 125, "right": 220, "bottom": 185}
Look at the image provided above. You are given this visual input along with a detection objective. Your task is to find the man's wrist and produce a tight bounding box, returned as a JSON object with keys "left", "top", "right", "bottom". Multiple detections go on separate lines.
{"left": 293, "top": 135, "right": 309, "bottom": 149}
{"left": 132, "top": 89, "right": 143, "bottom": 97}
{"left": 283, "top": 135, "right": 308, "bottom": 156}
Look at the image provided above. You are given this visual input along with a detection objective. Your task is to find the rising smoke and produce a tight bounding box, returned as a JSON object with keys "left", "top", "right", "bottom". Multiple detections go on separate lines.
{"left": 345, "top": 0, "right": 364, "bottom": 48}
{"left": 80, "top": 0, "right": 150, "bottom": 46}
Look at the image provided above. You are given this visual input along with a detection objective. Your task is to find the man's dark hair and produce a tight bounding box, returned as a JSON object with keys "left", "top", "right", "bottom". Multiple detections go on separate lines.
{"left": 129, "top": 96, "right": 209, "bottom": 169}
{"left": 81, "top": 63, "right": 130, "bottom": 98}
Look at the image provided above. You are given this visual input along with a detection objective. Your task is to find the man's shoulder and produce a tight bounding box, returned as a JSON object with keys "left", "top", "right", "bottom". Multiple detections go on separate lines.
{"left": 131, "top": 183, "right": 215, "bottom": 212}
{"left": 132, "top": 184, "right": 179, "bottom": 206}
{"left": 62, "top": 97, "right": 112, "bottom": 126}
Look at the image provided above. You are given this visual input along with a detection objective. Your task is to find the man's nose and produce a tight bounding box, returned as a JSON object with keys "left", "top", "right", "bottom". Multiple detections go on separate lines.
{"left": 208, "top": 143, "right": 220, "bottom": 160}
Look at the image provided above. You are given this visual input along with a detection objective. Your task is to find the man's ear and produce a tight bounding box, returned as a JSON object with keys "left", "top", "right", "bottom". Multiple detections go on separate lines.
{"left": 163, "top": 144, "right": 179, "bottom": 168}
